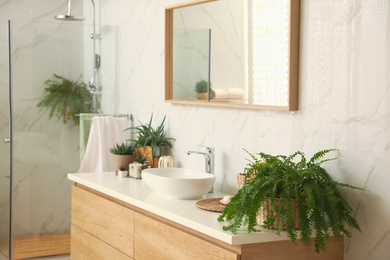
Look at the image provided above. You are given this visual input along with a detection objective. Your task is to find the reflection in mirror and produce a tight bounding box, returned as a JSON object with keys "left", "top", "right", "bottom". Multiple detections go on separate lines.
{"left": 165, "top": 0, "right": 299, "bottom": 110}
{"left": 173, "top": 28, "right": 211, "bottom": 101}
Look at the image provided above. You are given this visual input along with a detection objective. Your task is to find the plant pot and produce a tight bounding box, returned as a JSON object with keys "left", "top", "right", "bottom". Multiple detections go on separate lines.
{"left": 65, "top": 106, "right": 73, "bottom": 120}
{"left": 236, "top": 173, "right": 255, "bottom": 189}
{"left": 257, "top": 197, "right": 300, "bottom": 230}
{"left": 236, "top": 174, "right": 300, "bottom": 230}
{"left": 116, "top": 170, "right": 128, "bottom": 178}
{"left": 129, "top": 162, "right": 147, "bottom": 179}
{"left": 113, "top": 154, "right": 135, "bottom": 171}
{"left": 153, "top": 157, "right": 159, "bottom": 168}
{"left": 196, "top": 92, "right": 215, "bottom": 100}
{"left": 137, "top": 146, "right": 153, "bottom": 167}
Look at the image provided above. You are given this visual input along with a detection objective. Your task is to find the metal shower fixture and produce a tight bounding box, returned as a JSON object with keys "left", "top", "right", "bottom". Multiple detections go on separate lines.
{"left": 54, "top": 0, "right": 85, "bottom": 21}
{"left": 55, "top": 0, "right": 102, "bottom": 113}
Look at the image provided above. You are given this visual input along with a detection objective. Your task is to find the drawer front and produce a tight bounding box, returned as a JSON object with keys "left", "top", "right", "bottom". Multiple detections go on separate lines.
{"left": 71, "top": 224, "right": 132, "bottom": 260}
{"left": 71, "top": 186, "right": 134, "bottom": 258}
{"left": 134, "top": 212, "right": 239, "bottom": 260}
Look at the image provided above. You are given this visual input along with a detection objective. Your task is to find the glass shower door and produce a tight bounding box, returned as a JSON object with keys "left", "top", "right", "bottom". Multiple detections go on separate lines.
{"left": 8, "top": 20, "right": 85, "bottom": 259}
{"left": 0, "top": 20, "right": 11, "bottom": 260}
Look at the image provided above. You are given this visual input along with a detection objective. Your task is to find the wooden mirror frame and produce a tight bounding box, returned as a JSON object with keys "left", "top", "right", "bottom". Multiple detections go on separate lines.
{"left": 165, "top": 0, "right": 300, "bottom": 111}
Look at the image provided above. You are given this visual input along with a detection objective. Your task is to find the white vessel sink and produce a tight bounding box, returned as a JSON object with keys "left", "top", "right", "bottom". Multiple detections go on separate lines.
{"left": 142, "top": 168, "right": 215, "bottom": 200}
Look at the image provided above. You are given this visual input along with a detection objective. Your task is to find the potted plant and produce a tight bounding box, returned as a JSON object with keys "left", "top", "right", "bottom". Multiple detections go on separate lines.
{"left": 117, "top": 166, "right": 128, "bottom": 178}
{"left": 129, "top": 153, "right": 149, "bottom": 179}
{"left": 37, "top": 74, "right": 92, "bottom": 125}
{"left": 218, "top": 149, "right": 366, "bottom": 253}
{"left": 109, "top": 142, "right": 135, "bottom": 171}
{"left": 125, "top": 114, "right": 175, "bottom": 168}
{"left": 195, "top": 79, "right": 214, "bottom": 100}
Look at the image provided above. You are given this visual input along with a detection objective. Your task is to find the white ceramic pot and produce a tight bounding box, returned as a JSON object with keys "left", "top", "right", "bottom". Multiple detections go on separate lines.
{"left": 129, "top": 162, "right": 145, "bottom": 179}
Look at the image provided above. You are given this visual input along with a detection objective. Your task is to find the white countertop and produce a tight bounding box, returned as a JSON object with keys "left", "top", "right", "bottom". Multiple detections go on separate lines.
{"left": 68, "top": 171, "right": 293, "bottom": 245}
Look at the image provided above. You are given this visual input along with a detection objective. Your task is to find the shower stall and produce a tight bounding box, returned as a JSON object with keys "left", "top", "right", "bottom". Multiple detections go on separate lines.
{"left": 0, "top": 3, "right": 116, "bottom": 259}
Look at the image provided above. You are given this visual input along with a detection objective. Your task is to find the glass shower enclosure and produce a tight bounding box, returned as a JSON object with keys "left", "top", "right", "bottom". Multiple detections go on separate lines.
{"left": 0, "top": 19, "right": 116, "bottom": 259}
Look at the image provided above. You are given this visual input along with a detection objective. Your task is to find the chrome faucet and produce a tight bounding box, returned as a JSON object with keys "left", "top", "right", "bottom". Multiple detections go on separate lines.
{"left": 185, "top": 145, "right": 215, "bottom": 193}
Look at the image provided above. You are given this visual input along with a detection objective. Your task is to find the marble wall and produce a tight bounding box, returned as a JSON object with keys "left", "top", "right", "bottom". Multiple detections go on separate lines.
{"left": 1, "top": 0, "right": 389, "bottom": 259}
{"left": 102, "top": 0, "right": 390, "bottom": 259}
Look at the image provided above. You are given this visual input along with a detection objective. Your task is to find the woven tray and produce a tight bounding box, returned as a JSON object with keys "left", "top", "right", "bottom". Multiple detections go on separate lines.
{"left": 196, "top": 198, "right": 226, "bottom": 213}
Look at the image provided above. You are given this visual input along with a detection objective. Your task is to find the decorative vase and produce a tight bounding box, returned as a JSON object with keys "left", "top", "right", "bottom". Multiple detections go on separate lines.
{"left": 158, "top": 156, "right": 174, "bottom": 168}
{"left": 113, "top": 154, "right": 135, "bottom": 171}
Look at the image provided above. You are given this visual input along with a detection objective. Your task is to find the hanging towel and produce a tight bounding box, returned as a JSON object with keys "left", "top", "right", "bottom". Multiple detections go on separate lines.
{"left": 79, "top": 113, "right": 126, "bottom": 162}
{"left": 79, "top": 116, "right": 128, "bottom": 173}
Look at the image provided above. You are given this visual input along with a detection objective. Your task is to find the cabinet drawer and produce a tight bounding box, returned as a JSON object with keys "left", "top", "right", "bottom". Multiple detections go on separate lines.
{"left": 71, "top": 224, "right": 132, "bottom": 260}
{"left": 71, "top": 185, "right": 134, "bottom": 258}
{"left": 134, "top": 212, "right": 239, "bottom": 260}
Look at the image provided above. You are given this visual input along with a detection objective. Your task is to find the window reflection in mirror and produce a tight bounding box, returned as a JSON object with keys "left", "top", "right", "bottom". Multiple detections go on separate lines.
{"left": 165, "top": 0, "right": 299, "bottom": 111}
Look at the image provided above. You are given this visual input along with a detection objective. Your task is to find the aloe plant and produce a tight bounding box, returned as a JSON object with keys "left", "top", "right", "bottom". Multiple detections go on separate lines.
{"left": 125, "top": 114, "right": 175, "bottom": 157}
{"left": 218, "top": 149, "right": 367, "bottom": 253}
{"left": 109, "top": 142, "right": 134, "bottom": 155}
{"left": 134, "top": 152, "right": 149, "bottom": 164}
{"left": 37, "top": 74, "right": 92, "bottom": 125}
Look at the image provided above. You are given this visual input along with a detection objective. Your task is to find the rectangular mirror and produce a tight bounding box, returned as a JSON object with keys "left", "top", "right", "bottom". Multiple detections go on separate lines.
{"left": 165, "top": 0, "right": 300, "bottom": 110}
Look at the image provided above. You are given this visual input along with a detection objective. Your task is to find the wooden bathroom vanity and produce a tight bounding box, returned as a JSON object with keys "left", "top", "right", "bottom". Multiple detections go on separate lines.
{"left": 68, "top": 172, "right": 342, "bottom": 260}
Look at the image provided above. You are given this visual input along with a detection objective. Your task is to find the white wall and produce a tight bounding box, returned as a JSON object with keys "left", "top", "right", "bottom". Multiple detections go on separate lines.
{"left": 102, "top": 0, "right": 390, "bottom": 259}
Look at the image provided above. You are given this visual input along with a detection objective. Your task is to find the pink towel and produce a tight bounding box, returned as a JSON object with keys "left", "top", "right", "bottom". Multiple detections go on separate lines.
{"left": 78, "top": 116, "right": 128, "bottom": 172}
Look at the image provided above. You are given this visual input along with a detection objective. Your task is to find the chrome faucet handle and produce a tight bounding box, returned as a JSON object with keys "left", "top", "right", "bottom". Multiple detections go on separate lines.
{"left": 197, "top": 145, "right": 215, "bottom": 153}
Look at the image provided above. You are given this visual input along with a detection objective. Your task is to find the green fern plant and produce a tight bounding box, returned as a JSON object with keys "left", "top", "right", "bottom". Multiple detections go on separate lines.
{"left": 218, "top": 149, "right": 367, "bottom": 253}
{"left": 37, "top": 74, "right": 92, "bottom": 125}
{"left": 109, "top": 142, "right": 134, "bottom": 155}
{"left": 125, "top": 114, "right": 175, "bottom": 158}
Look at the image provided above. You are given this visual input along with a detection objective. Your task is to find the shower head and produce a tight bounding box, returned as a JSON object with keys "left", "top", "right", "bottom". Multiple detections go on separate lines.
{"left": 55, "top": 0, "right": 85, "bottom": 21}
{"left": 55, "top": 14, "right": 85, "bottom": 21}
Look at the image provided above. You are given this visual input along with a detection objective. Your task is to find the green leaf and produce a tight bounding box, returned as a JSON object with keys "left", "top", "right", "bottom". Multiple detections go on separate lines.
{"left": 125, "top": 114, "right": 175, "bottom": 157}
{"left": 218, "top": 149, "right": 368, "bottom": 253}
{"left": 36, "top": 74, "right": 92, "bottom": 125}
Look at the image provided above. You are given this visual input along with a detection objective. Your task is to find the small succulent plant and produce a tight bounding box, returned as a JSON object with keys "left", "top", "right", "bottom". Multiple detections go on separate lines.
{"left": 109, "top": 142, "right": 134, "bottom": 155}
{"left": 119, "top": 166, "right": 126, "bottom": 171}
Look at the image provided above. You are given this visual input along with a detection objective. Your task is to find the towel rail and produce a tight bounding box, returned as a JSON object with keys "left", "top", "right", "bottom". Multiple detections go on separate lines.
{"left": 76, "top": 113, "right": 133, "bottom": 121}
